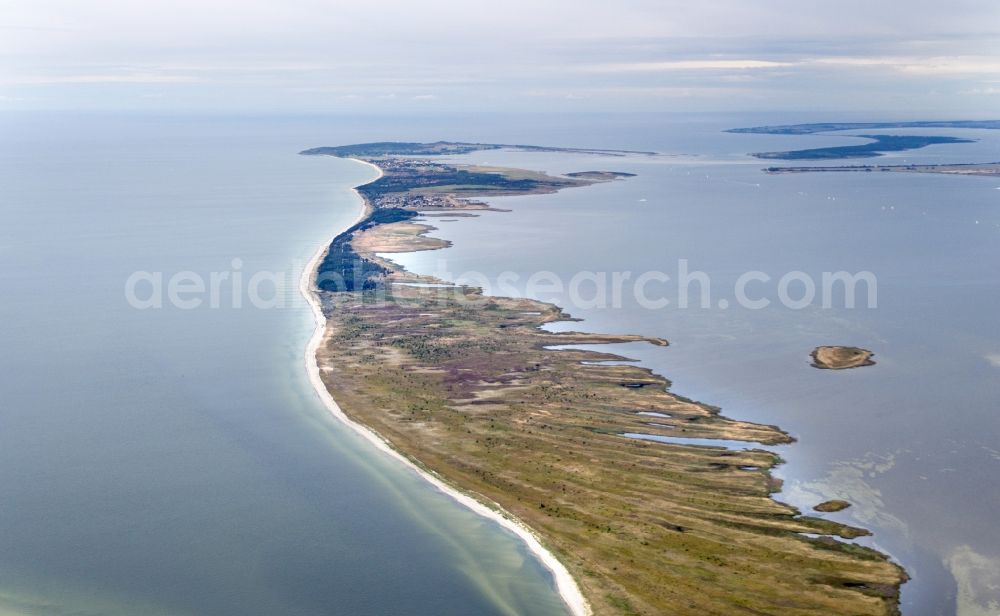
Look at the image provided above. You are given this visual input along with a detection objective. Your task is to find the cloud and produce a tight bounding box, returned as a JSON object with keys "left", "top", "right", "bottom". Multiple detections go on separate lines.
{"left": 584, "top": 55, "right": 1000, "bottom": 77}
{"left": 584, "top": 60, "right": 794, "bottom": 72}
{"left": 2, "top": 0, "right": 1000, "bottom": 112}
{"left": 986, "top": 354, "right": 1000, "bottom": 368}
{"left": 20, "top": 74, "right": 199, "bottom": 84}
{"left": 813, "top": 55, "right": 1000, "bottom": 75}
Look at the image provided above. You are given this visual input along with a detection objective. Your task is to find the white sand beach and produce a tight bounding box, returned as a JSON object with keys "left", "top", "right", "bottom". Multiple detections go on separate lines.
{"left": 298, "top": 157, "right": 591, "bottom": 616}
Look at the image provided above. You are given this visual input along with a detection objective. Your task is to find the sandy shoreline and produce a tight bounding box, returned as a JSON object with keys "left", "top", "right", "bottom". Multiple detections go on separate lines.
{"left": 298, "top": 157, "right": 591, "bottom": 616}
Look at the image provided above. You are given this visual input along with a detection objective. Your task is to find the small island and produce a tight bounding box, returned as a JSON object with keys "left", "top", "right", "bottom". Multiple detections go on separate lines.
{"left": 564, "top": 171, "right": 637, "bottom": 180}
{"left": 815, "top": 500, "right": 853, "bottom": 513}
{"left": 306, "top": 142, "right": 905, "bottom": 615}
{"left": 811, "top": 346, "right": 876, "bottom": 370}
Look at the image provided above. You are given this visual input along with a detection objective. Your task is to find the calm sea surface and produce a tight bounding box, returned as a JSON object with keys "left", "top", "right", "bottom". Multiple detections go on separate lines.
{"left": 389, "top": 119, "right": 1000, "bottom": 615}
{"left": 0, "top": 113, "right": 574, "bottom": 616}
{"left": 2, "top": 112, "right": 997, "bottom": 615}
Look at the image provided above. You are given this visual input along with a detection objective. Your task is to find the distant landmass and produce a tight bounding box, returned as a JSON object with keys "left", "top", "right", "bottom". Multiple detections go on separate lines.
{"left": 727, "top": 120, "right": 1000, "bottom": 135}
{"left": 300, "top": 140, "right": 657, "bottom": 158}
{"left": 750, "top": 134, "right": 974, "bottom": 160}
{"left": 728, "top": 121, "right": 998, "bottom": 161}
{"left": 763, "top": 161, "right": 1000, "bottom": 177}
{"left": 811, "top": 346, "right": 876, "bottom": 370}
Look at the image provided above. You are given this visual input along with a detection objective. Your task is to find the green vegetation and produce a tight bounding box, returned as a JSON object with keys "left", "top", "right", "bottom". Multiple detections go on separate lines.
{"left": 565, "top": 171, "right": 637, "bottom": 180}
{"left": 317, "top": 208, "right": 417, "bottom": 292}
{"left": 312, "top": 151, "right": 906, "bottom": 615}
{"left": 360, "top": 163, "right": 582, "bottom": 198}
{"left": 319, "top": 282, "right": 905, "bottom": 615}
{"left": 317, "top": 157, "right": 616, "bottom": 292}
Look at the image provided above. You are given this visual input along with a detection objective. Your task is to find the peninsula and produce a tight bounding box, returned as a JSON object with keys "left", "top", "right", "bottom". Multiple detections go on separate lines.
{"left": 748, "top": 134, "right": 973, "bottom": 161}
{"left": 301, "top": 140, "right": 657, "bottom": 158}
{"left": 728, "top": 121, "right": 1000, "bottom": 160}
{"left": 304, "top": 142, "right": 906, "bottom": 615}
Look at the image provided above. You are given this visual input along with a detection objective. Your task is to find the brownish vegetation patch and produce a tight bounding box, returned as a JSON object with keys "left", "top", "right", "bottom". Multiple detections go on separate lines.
{"left": 314, "top": 157, "right": 905, "bottom": 614}
{"left": 811, "top": 346, "right": 876, "bottom": 370}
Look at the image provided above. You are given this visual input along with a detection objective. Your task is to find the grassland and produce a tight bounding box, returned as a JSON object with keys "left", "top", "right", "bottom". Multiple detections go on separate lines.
{"left": 308, "top": 145, "right": 907, "bottom": 614}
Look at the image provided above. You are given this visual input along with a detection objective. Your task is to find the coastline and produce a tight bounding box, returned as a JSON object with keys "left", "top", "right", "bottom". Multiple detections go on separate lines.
{"left": 298, "top": 157, "right": 592, "bottom": 616}
{"left": 301, "top": 148, "right": 906, "bottom": 614}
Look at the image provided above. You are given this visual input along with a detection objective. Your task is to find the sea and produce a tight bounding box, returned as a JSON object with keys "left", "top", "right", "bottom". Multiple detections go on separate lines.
{"left": 2, "top": 111, "right": 998, "bottom": 615}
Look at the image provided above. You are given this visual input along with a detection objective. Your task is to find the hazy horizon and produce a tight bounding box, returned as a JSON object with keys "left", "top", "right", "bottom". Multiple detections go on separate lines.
{"left": 4, "top": 3, "right": 1000, "bottom": 615}
{"left": 3, "top": 0, "right": 1000, "bottom": 115}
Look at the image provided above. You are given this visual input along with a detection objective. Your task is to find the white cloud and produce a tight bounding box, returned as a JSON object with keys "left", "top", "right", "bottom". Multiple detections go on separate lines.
{"left": 585, "top": 60, "right": 794, "bottom": 72}
{"left": 900, "top": 56, "right": 1000, "bottom": 75}
{"left": 1, "top": 0, "right": 999, "bottom": 112}
{"left": 810, "top": 55, "right": 1000, "bottom": 75}
{"left": 5, "top": 73, "right": 200, "bottom": 84}
{"left": 586, "top": 55, "right": 1000, "bottom": 77}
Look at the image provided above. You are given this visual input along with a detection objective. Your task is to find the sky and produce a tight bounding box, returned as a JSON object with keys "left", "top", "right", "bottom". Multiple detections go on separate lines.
{"left": 3, "top": 0, "right": 1000, "bottom": 114}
